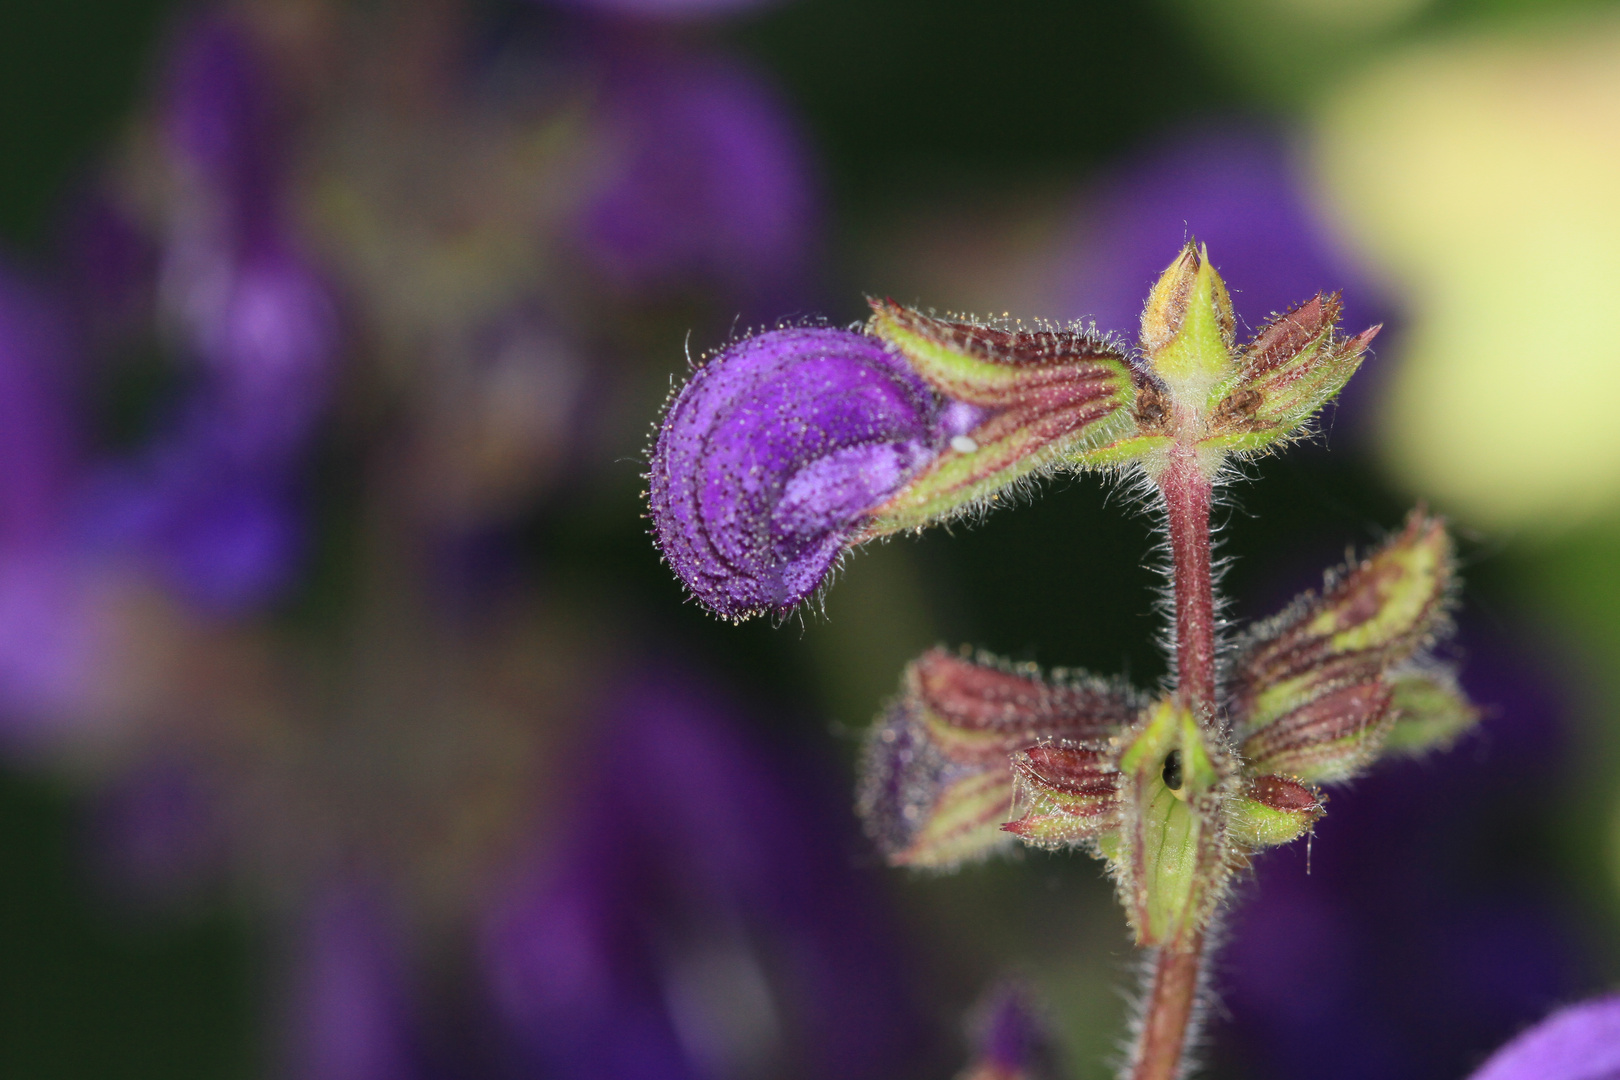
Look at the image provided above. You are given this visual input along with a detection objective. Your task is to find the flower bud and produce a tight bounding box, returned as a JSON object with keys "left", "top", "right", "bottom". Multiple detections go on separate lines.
{"left": 1382, "top": 666, "right": 1480, "bottom": 757}
{"left": 1139, "top": 242, "right": 1237, "bottom": 402}
{"left": 1233, "top": 509, "right": 1455, "bottom": 737}
{"left": 857, "top": 649, "right": 1138, "bottom": 869}
{"left": 866, "top": 301, "right": 1138, "bottom": 531}
{"left": 1101, "top": 698, "right": 1232, "bottom": 948}
{"left": 1001, "top": 744, "right": 1122, "bottom": 848}
{"left": 650, "top": 311, "right": 1142, "bottom": 621}
{"left": 1225, "top": 773, "right": 1325, "bottom": 850}
{"left": 1206, "top": 292, "right": 1379, "bottom": 452}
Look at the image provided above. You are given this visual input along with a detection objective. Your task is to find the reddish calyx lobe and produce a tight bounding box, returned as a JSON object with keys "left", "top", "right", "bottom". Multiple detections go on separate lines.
{"left": 911, "top": 647, "right": 1135, "bottom": 754}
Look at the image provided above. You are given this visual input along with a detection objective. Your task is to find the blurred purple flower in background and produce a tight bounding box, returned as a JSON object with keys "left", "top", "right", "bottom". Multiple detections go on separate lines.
{"left": 0, "top": 6, "right": 900, "bottom": 1078}
{"left": 957, "top": 983, "right": 1052, "bottom": 1080}
{"left": 93, "top": 11, "right": 338, "bottom": 613}
{"left": 482, "top": 667, "right": 923, "bottom": 1080}
{"left": 285, "top": 884, "right": 421, "bottom": 1080}
{"left": 0, "top": 262, "right": 114, "bottom": 744}
{"left": 1465, "top": 994, "right": 1620, "bottom": 1080}
{"left": 579, "top": 47, "right": 818, "bottom": 312}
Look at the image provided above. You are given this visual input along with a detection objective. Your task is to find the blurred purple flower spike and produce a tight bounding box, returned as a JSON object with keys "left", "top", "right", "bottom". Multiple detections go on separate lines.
{"left": 163, "top": 11, "right": 280, "bottom": 229}
{"left": 91, "top": 10, "right": 340, "bottom": 614}
{"left": 0, "top": 264, "right": 111, "bottom": 742}
{"left": 481, "top": 668, "right": 922, "bottom": 1079}
{"left": 0, "top": 265, "right": 78, "bottom": 547}
{"left": 1466, "top": 995, "right": 1620, "bottom": 1080}
{"left": 286, "top": 885, "right": 421, "bottom": 1080}
{"left": 581, "top": 51, "right": 816, "bottom": 310}
{"left": 649, "top": 328, "right": 944, "bottom": 621}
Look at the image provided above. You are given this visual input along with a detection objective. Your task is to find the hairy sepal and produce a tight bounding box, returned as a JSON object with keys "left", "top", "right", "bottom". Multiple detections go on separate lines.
{"left": 865, "top": 301, "right": 1139, "bottom": 532}
{"left": 856, "top": 648, "right": 1138, "bottom": 869}
{"left": 1204, "top": 293, "right": 1378, "bottom": 452}
{"left": 1002, "top": 744, "right": 1123, "bottom": 848}
{"left": 1225, "top": 774, "right": 1325, "bottom": 850}
{"left": 1383, "top": 666, "right": 1480, "bottom": 757}
{"left": 1233, "top": 510, "right": 1456, "bottom": 740}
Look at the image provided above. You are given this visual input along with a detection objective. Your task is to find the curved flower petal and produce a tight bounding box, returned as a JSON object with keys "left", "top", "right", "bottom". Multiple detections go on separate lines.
{"left": 649, "top": 327, "right": 941, "bottom": 620}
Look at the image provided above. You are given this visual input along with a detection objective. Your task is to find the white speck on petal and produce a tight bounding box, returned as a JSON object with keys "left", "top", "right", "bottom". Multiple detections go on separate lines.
{"left": 950, "top": 435, "right": 979, "bottom": 454}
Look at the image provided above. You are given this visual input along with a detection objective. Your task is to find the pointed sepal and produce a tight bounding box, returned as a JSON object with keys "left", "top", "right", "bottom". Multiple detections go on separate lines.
{"left": 1002, "top": 744, "right": 1122, "bottom": 848}
{"left": 1225, "top": 774, "right": 1325, "bottom": 850}
{"left": 1233, "top": 509, "right": 1456, "bottom": 740}
{"left": 1140, "top": 242, "right": 1238, "bottom": 402}
{"left": 1205, "top": 293, "right": 1379, "bottom": 453}
{"left": 1240, "top": 680, "right": 1394, "bottom": 784}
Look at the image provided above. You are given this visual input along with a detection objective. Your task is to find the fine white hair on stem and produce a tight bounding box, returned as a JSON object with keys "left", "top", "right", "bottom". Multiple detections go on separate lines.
{"left": 1113, "top": 912, "right": 1229, "bottom": 1080}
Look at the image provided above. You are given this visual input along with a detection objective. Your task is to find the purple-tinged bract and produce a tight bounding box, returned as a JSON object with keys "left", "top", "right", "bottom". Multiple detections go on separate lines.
{"left": 650, "top": 328, "right": 942, "bottom": 620}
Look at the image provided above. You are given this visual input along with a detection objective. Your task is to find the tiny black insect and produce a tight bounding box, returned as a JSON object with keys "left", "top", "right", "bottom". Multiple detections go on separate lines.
{"left": 1162, "top": 749, "right": 1183, "bottom": 791}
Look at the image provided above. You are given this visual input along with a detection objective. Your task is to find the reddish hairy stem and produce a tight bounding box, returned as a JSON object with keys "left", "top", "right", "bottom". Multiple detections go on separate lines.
{"left": 1127, "top": 441, "right": 1218, "bottom": 1080}
{"left": 1160, "top": 447, "right": 1216, "bottom": 720}
{"left": 1132, "top": 937, "right": 1205, "bottom": 1080}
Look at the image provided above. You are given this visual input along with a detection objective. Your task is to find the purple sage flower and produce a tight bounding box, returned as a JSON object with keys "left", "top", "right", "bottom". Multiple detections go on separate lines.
{"left": 579, "top": 48, "right": 817, "bottom": 312}
{"left": 649, "top": 328, "right": 945, "bottom": 620}
{"left": 1466, "top": 995, "right": 1620, "bottom": 1080}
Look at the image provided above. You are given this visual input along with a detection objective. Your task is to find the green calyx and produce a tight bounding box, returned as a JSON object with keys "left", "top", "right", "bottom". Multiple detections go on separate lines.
{"left": 1108, "top": 699, "right": 1230, "bottom": 948}
{"left": 863, "top": 301, "right": 1138, "bottom": 535}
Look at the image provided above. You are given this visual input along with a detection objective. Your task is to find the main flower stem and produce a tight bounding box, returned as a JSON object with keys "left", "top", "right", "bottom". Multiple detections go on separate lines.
{"left": 1160, "top": 446, "right": 1216, "bottom": 719}
{"left": 1134, "top": 935, "right": 1206, "bottom": 1080}
{"left": 1131, "top": 443, "right": 1218, "bottom": 1080}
